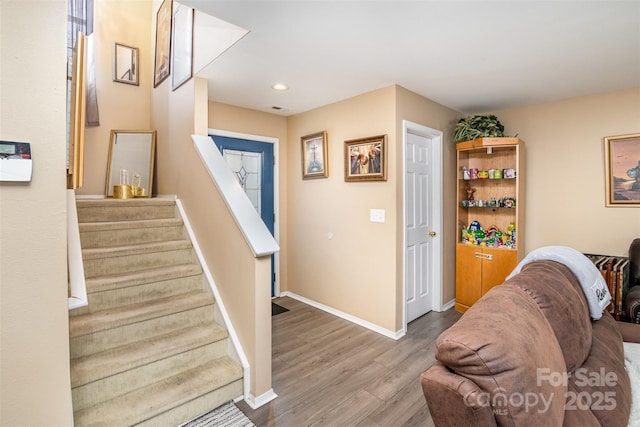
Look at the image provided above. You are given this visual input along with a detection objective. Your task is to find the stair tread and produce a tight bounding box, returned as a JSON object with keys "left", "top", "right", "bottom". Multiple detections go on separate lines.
{"left": 79, "top": 217, "right": 183, "bottom": 231}
{"left": 82, "top": 239, "right": 192, "bottom": 259}
{"left": 85, "top": 264, "right": 203, "bottom": 293}
{"left": 73, "top": 357, "right": 243, "bottom": 427}
{"left": 69, "top": 291, "right": 215, "bottom": 338}
{"left": 71, "top": 323, "right": 228, "bottom": 388}
{"left": 76, "top": 198, "right": 176, "bottom": 208}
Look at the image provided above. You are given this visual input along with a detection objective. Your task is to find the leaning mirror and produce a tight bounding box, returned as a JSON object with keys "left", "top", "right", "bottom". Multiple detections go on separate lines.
{"left": 105, "top": 130, "right": 156, "bottom": 198}
{"left": 113, "top": 42, "right": 139, "bottom": 85}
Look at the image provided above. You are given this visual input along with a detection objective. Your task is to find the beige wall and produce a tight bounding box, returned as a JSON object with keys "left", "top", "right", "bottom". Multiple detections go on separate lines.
{"left": 282, "top": 86, "right": 461, "bottom": 333}
{"left": 286, "top": 87, "right": 400, "bottom": 332}
{"left": 77, "top": 0, "right": 152, "bottom": 196}
{"left": 492, "top": 87, "right": 640, "bottom": 256}
{"left": 0, "top": 1, "right": 73, "bottom": 426}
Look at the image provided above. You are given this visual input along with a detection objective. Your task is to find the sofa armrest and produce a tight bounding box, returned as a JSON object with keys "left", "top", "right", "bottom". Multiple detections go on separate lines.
{"left": 617, "top": 320, "right": 640, "bottom": 343}
{"left": 420, "top": 362, "right": 497, "bottom": 427}
{"left": 625, "top": 286, "right": 640, "bottom": 324}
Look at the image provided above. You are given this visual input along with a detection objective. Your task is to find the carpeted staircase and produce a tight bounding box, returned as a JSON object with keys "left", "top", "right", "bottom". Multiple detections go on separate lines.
{"left": 69, "top": 198, "right": 243, "bottom": 426}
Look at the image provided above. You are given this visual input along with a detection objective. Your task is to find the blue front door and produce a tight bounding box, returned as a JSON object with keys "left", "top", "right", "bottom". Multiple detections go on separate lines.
{"left": 210, "top": 135, "right": 275, "bottom": 295}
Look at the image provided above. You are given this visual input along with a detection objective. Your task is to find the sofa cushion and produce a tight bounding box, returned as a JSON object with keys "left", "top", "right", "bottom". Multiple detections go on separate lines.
{"left": 510, "top": 260, "right": 592, "bottom": 371}
{"left": 567, "top": 313, "right": 630, "bottom": 426}
{"left": 435, "top": 284, "right": 567, "bottom": 427}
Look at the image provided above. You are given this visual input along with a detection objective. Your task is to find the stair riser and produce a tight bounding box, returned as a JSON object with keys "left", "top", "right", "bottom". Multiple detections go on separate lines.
{"left": 83, "top": 248, "right": 196, "bottom": 278}
{"left": 71, "top": 275, "right": 205, "bottom": 316}
{"left": 80, "top": 225, "right": 185, "bottom": 248}
{"left": 72, "top": 340, "right": 230, "bottom": 411}
{"left": 137, "top": 380, "right": 243, "bottom": 427}
{"left": 70, "top": 305, "right": 215, "bottom": 358}
{"left": 77, "top": 204, "right": 177, "bottom": 222}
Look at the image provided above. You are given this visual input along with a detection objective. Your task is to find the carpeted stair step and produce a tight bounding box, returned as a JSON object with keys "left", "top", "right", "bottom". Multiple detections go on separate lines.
{"left": 79, "top": 217, "right": 185, "bottom": 248}
{"left": 70, "top": 304, "right": 216, "bottom": 359}
{"left": 71, "top": 264, "right": 204, "bottom": 316}
{"left": 76, "top": 198, "right": 178, "bottom": 223}
{"left": 72, "top": 340, "right": 236, "bottom": 415}
{"left": 71, "top": 324, "right": 231, "bottom": 412}
{"left": 69, "top": 290, "right": 215, "bottom": 339}
{"left": 82, "top": 239, "right": 196, "bottom": 278}
{"left": 73, "top": 357, "right": 243, "bottom": 427}
{"left": 71, "top": 322, "right": 229, "bottom": 387}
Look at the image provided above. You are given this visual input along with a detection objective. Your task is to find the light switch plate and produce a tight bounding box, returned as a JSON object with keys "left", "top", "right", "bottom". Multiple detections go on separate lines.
{"left": 370, "top": 209, "right": 385, "bottom": 223}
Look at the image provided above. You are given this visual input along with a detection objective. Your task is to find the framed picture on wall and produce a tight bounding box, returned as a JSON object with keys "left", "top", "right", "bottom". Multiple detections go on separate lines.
{"left": 301, "top": 131, "right": 328, "bottom": 179}
{"left": 153, "top": 0, "right": 172, "bottom": 88}
{"left": 344, "top": 134, "right": 387, "bottom": 182}
{"left": 171, "top": 3, "right": 194, "bottom": 91}
{"left": 604, "top": 133, "right": 640, "bottom": 206}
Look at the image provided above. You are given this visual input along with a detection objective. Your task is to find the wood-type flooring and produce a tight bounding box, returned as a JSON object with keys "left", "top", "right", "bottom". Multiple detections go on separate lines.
{"left": 236, "top": 296, "right": 461, "bottom": 427}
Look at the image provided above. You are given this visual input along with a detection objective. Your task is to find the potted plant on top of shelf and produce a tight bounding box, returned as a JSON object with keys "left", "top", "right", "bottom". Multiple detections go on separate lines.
{"left": 453, "top": 114, "right": 506, "bottom": 143}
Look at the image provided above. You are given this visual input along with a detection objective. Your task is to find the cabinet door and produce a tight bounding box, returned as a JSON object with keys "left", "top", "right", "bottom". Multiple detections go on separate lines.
{"left": 481, "top": 247, "right": 518, "bottom": 295}
{"left": 456, "top": 244, "right": 482, "bottom": 309}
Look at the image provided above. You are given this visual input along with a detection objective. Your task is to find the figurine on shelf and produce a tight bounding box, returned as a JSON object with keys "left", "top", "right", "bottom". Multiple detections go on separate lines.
{"left": 469, "top": 220, "right": 482, "bottom": 231}
{"left": 505, "top": 222, "right": 516, "bottom": 247}
{"left": 502, "top": 197, "right": 516, "bottom": 208}
{"left": 466, "top": 183, "right": 476, "bottom": 201}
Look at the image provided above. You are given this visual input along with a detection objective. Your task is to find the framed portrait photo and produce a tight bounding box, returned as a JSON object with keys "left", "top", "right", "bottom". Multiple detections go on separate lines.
{"left": 604, "top": 133, "right": 640, "bottom": 206}
{"left": 344, "top": 134, "right": 387, "bottom": 182}
{"left": 301, "top": 131, "right": 328, "bottom": 179}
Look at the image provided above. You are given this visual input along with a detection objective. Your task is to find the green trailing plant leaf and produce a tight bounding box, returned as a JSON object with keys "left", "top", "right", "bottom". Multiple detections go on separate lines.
{"left": 454, "top": 115, "right": 506, "bottom": 142}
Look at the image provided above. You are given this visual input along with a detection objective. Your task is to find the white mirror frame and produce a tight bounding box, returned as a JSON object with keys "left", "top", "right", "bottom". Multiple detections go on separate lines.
{"left": 105, "top": 130, "right": 156, "bottom": 198}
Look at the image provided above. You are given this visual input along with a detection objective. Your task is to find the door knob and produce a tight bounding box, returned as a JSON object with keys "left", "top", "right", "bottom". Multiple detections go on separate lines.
{"left": 428, "top": 231, "right": 436, "bottom": 237}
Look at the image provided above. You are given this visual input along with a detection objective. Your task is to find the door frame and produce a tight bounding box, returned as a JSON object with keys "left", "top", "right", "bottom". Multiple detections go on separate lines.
{"left": 208, "top": 128, "right": 281, "bottom": 297}
{"left": 402, "top": 120, "right": 443, "bottom": 332}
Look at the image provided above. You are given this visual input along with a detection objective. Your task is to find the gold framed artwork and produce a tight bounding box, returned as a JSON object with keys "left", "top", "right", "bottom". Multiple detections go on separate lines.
{"left": 153, "top": 0, "right": 172, "bottom": 88}
{"left": 344, "top": 134, "right": 387, "bottom": 182}
{"left": 301, "top": 131, "right": 328, "bottom": 179}
{"left": 604, "top": 133, "right": 640, "bottom": 206}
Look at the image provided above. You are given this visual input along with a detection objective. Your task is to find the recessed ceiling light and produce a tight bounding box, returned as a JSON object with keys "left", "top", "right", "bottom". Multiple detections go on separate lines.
{"left": 271, "top": 83, "right": 288, "bottom": 91}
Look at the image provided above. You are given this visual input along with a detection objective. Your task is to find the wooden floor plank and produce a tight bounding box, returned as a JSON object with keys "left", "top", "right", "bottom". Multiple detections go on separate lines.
{"left": 237, "top": 297, "right": 461, "bottom": 426}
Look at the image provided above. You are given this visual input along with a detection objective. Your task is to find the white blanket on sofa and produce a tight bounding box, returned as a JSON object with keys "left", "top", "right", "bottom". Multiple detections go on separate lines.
{"left": 506, "top": 246, "right": 611, "bottom": 320}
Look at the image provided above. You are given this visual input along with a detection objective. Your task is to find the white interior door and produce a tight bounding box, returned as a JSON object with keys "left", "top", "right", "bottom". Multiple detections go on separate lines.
{"left": 405, "top": 122, "right": 443, "bottom": 323}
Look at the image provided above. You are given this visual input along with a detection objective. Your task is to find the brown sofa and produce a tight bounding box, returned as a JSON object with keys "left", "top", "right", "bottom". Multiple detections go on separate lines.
{"left": 421, "top": 259, "right": 640, "bottom": 426}
{"left": 626, "top": 238, "right": 640, "bottom": 323}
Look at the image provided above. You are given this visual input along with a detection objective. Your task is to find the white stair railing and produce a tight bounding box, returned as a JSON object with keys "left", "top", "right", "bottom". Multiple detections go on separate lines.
{"left": 67, "top": 189, "right": 87, "bottom": 309}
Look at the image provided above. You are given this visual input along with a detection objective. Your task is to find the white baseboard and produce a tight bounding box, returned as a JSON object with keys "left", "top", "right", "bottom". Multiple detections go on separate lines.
{"left": 281, "top": 292, "right": 404, "bottom": 340}
{"left": 441, "top": 298, "right": 456, "bottom": 311}
{"left": 243, "top": 389, "right": 278, "bottom": 409}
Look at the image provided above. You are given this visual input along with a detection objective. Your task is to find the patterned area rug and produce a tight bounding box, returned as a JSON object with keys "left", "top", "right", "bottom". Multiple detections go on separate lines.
{"left": 180, "top": 402, "right": 256, "bottom": 427}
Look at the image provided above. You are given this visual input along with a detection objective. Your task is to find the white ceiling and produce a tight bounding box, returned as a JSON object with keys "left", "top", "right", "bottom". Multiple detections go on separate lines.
{"left": 183, "top": 0, "right": 640, "bottom": 117}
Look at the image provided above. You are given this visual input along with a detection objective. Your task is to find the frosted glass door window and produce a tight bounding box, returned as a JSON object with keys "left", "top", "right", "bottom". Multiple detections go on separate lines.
{"left": 223, "top": 149, "right": 262, "bottom": 214}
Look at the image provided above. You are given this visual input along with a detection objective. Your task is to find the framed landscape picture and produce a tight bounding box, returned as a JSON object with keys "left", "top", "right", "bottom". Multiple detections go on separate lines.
{"left": 344, "top": 134, "right": 387, "bottom": 182}
{"left": 604, "top": 133, "right": 640, "bottom": 206}
{"left": 301, "top": 131, "right": 328, "bottom": 179}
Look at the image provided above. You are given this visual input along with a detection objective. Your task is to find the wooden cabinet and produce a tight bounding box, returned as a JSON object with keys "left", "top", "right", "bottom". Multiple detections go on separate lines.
{"left": 455, "top": 138, "right": 525, "bottom": 313}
